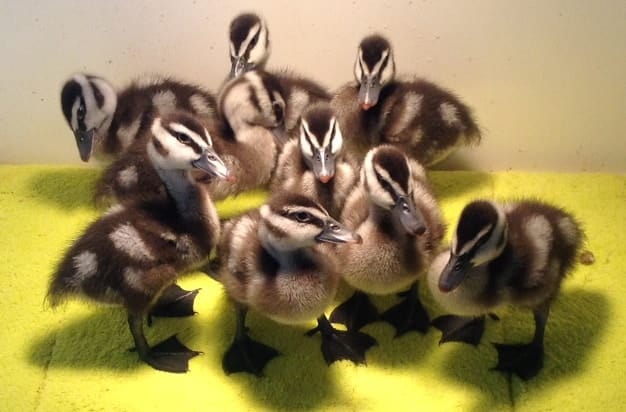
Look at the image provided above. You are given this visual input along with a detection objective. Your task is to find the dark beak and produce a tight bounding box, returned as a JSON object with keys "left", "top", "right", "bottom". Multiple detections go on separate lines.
{"left": 270, "top": 125, "right": 288, "bottom": 148}
{"left": 191, "top": 148, "right": 230, "bottom": 180}
{"left": 230, "top": 57, "right": 249, "bottom": 78}
{"left": 358, "top": 76, "right": 381, "bottom": 110}
{"left": 438, "top": 253, "right": 471, "bottom": 293}
{"left": 74, "top": 129, "right": 95, "bottom": 162}
{"left": 312, "top": 149, "right": 335, "bottom": 184}
{"left": 315, "top": 217, "right": 362, "bottom": 245}
{"left": 392, "top": 195, "right": 426, "bottom": 236}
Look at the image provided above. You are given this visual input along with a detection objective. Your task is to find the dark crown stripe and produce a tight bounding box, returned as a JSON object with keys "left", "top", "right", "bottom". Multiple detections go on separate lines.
{"left": 230, "top": 13, "right": 261, "bottom": 50}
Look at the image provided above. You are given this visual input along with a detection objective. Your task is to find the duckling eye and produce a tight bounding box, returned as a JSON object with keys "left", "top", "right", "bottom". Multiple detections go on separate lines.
{"left": 174, "top": 132, "right": 191, "bottom": 144}
{"left": 293, "top": 212, "right": 311, "bottom": 223}
{"left": 77, "top": 104, "right": 86, "bottom": 121}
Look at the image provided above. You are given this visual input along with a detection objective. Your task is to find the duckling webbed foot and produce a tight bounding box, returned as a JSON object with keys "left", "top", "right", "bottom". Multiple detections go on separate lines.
{"left": 492, "top": 341, "right": 544, "bottom": 380}
{"left": 142, "top": 335, "right": 202, "bottom": 373}
{"left": 432, "top": 315, "right": 485, "bottom": 346}
{"left": 308, "top": 316, "right": 377, "bottom": 365}
{"left": 148, "top": 284, "right": 200, "bottom": 326}
{"left": 380, "top": 284, "right": 430, "bottom": 336}
{"left": 329, "top": 291, "right": 379, "bottom": 331}
{"left": 222, "top": 334, "right": 280, "bottom": 376}
{"left": 128, "top": 315, "right": 200, "bottom": 373}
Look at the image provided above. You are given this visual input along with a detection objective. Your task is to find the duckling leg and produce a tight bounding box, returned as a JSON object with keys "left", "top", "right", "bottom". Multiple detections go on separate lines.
{"left": 329, "top": 291, "right": 379, "bottom": 331}
{"left": 128, "top": 313, "right": 200, "bottom": 373}
{"left": 492, "top": 303, "right": 549, "bottom": 380}
{"left": 431, "top": 315, "right": 486, "bottom": 345}
{"left": 308, "top": 315, "right": 377, "bottom": 366}
{"left": 380, "top": 283, "right": 430, "bottom": 337}
{"left": 147, "top": 284, "right": 200, "bottom": 325}
{"left": 222, "top": 306, "right": 280, "bottom": 376}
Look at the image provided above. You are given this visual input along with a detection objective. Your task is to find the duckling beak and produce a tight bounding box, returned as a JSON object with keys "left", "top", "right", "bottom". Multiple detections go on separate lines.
{"left": 393, "top": 195, "right": 426, "bottom": 236}
{"left": 74, "top": 129, "right": 95, "bottom": 162}
{"left": 312, "top": 149, "right": 335, "bottom": 184}
{"left": 358, "top": 77, "right": 381, "bottom": 110}
{"left": 438, "top": 253, "right": 471, "bottom": 293}
{"left": 315, "top": 218, "right": 362, "bottom": 245}
{"left": 270, "top": 125, "right": 288, "bottom": 147}
{"left": 230, "top": 57, "right": 249, "bottom": 78}
{"left": 192, "top": 149, "right": 230, "bottom": 180}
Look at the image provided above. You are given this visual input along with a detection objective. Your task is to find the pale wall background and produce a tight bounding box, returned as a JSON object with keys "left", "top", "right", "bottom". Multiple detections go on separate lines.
{"left": 1, "top": 0, "right": 625, "bottom": 172}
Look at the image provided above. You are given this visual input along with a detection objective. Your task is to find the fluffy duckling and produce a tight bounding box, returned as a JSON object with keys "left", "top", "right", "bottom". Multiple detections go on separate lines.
{"left": 329, "top": 145, "right": 445, "bottom": 336}
{"left": 427, "top": 199, "right": 584, "bottom": 380}
{"left": 228, "top": 12, "right": 270, "bottom": 78}
{"left": 60, "top": 73, "right": 218, "bottom": 162}
{"left": 331, "top": 34, "right": 481, "bottom": 165}
{"left": 216, "top": 192, "right": 373, "bottom": 376}
{"left": 47, "top": 111, "right": 230, "bottom": 373}
{"left": 270, "top": 102, "right": 357, "bottom": 218}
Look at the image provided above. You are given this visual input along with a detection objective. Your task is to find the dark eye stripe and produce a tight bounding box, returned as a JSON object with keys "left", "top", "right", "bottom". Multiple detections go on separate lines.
{"left": 374, "top": 169, "right": 399, "bottom": 203}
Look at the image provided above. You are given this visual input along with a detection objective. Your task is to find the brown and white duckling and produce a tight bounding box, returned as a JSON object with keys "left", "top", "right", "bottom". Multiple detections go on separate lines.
{"left": 60, "top": 73, "right": 219, "bottom": 162}
{"left": 329, "top": 145, "right": 445, "bottom": 336}
{"left": 427, "top": 199, "right": 584, "bottom": 380}
{"left": 331, "top": 34, "right": 481, "bottom": 165}
{"left": 216, "top": 192, "right": 373, "bottom": 376}
{"left": 270, "top": 102, "right": 357, "bottom": 218}
{"left": 47, "top": 111, "right": 230, "bottom": 373}
{"left": 228, "top": 12, "right": 270, "bottom": 78}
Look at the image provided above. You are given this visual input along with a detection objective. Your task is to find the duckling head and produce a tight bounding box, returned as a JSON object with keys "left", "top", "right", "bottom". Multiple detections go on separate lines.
{"left": 354, "top": 34, "right": 396, "bottom": 110}
{"left": 147, "top": 111, "right": 229, "bottom": 179}
{"left": 299, "top": 103, "right": 343, "bottom": 184}
{"left": 229, "top": 12, "right": 270, "bottom": 78}
{"left": 60, "top": 73, "right": 117, "bottom": 162}
{"left": 439, "top": 200, "right": 508, "bottom": 293}
{"left": 362, "top": 146, "right": 426, "bottom": 236}
{"left": 259, "top": 192, "right": 361, "bottom": 252}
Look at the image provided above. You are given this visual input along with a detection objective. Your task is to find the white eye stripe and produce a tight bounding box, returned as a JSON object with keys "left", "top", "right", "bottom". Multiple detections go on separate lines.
{"left": 238, "top": 23, "right": 261, "bottom": 56}
{"left": 168, "top": 123, "right": 208, "bottom": 149}
{"left": 371, "top": 49, "right": 389, "bottom": 75}
{"left": 300, "top": 121, "right": 320, "bottom": 149}
{"left": 329, "top": 119, "right": 343, "bottom": 155}
{"left": 373, "top": 163, "right": 405, "bottom": 196}
{"left": 458, "top": 224, "right": 493, "bottom": 255}
{"left": 358, "top": 49, "right": 369, "bottom": 76}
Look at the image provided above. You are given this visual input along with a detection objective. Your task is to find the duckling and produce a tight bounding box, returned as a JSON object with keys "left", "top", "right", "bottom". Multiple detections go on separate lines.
{"left": 270, "top": 102, "right": 357, "bottom": 218}
{"left": 329, "top": 145, "right": 445, "bottom": 336}
{"left": 216, "top": 192, "right": 374, "bottom": 376}
{"left": 47, "top": 111, "right": 230, "bottom": 373}
{"left": 228, "top": 12, "right": 270, "bottom": 78}
{"left": 60, "top": 73, "right": 218, "bottom": 162}
{"left": 331, "top": 34, "right": 481, "bottom": 165}
{"left": 427, "top": 199, "right": 584, "bottom": 380}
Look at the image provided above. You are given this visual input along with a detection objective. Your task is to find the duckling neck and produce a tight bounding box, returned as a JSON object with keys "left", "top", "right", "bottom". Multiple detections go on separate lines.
{"left": 157, "top": 168, "right": 215, "bottom": 223}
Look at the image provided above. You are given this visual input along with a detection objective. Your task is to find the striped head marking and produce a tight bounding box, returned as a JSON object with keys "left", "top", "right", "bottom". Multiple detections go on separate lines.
{"left": 363, "top": 146, "right": 427, "bottom": 235}
{"left": 439, "top": 200, "right": 508, "bottom": 292}
{"left": 354, "top": 35, "right": 395, "bottom": 110}
{"left": 60, "top": 73, "right": 117, "bottom": 162}
{"left": 259, "top": 192, "right": 360, "bottom": 251}
{"left": 229, "top": 13, "right": 270, "bottom": 78}
{"left": 148, "top": 112, "right": 229, "bottom": 178}
{"left": 299, "top": 104, "right": 343, "bottom": 183}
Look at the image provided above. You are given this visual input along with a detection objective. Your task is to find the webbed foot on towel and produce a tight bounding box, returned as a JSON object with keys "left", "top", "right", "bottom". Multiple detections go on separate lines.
{"left": 380, "top": 284, "right": 430, "bottom": 337}
{"left": 492, "top": 341, "right": 544, "bottom": 380}
{"left": 432, "top": 315, "right": 485, "bottom": 346}
{"left": 329, "top": 291, "right": 379, "bottom": 331}
{"left": 308, "top": 316, "right": 377, "bottom": 365}
{"left": 222, "top": 334, "right": 280, "bottom": 377}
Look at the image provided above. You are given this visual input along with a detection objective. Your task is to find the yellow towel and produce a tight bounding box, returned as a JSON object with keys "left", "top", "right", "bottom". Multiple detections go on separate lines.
{"left": 1, "top": 165, "right": 623, "bottom": 411}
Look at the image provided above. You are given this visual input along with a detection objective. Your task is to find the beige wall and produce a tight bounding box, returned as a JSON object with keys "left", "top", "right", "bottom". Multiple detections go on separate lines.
{"left": 1, "top": 0, "right": 624, "bottom": 172}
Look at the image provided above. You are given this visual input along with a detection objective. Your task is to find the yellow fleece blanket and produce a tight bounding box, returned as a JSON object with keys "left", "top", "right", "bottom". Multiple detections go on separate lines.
{"left": 1, "top": 165, "right": 624, "bottom": 411}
